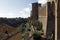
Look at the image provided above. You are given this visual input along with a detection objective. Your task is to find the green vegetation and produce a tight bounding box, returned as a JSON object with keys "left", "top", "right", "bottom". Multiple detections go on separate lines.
{"left": 32, "top": 20, "right": 42, "bottom": 30}
{"left": 31, "top": 20, "right": 44, "bottom": 40}
{"left": 17, "top": 20, "right": 44, "bottom": 40}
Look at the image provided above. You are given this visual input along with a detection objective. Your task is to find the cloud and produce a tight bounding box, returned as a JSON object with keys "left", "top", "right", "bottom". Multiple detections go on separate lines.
{"left": 0, "top": 3, "right": 32, "bottom": 18}
{"left": 19, "top": 7, "right": 31, "bottom": 18}
{"left": 29, "top": 3, "right": 32, "bottom": 7}
{"left": 19, "top": 3, "right": 32, "bottom": 18}
{"left": 0, "top": 7, "right": 32, "bottom": 18}
{"left": 0, "top": 2, "right": 32, "bottom": 18}
{"left": 38, "top": 0, "right": 47, "bottom": 4}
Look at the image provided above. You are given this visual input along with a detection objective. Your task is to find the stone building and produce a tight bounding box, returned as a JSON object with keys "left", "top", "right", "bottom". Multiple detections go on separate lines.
{"left": 0, "top": 24, "right": 21, "bottom": 40}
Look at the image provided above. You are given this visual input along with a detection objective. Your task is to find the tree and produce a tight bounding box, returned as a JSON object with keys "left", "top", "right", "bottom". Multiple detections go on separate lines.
{"left": 31, "top": 20, "right": 44, "bottom": 40}
{"left": 17, "top": 22, "right": 31, "bottom": 40}
{"left": 17, "top": 23, "right": 26, "bottom": 33}
{"left": 16, "top": 20, "right": 43, "bottom": 40}
{"left": 32, "top": 20, "right": 42, "bottom": 31}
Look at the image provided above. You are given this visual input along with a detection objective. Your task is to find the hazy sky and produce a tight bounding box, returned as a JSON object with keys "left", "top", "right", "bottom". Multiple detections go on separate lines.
{"left": 0, "top": 0, "right": 47, "bottom": 18}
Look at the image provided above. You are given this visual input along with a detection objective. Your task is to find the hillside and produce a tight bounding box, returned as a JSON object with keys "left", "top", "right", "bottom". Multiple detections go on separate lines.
{"left": 0, "top": 17, "right": 28, "bottom": 27}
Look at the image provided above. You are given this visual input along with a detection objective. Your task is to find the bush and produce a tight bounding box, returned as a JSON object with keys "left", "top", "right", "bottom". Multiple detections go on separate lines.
{"left": 33, "top": 33, "right": 41, "bottom": 40}
{"left": 32, "top": 20, "right": 42, "bottom": 31}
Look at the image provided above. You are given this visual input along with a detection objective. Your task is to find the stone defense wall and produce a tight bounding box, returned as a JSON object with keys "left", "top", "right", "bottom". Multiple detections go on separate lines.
{"left": 38, "top": 4, "right": 47, "bottom": 36}
{"left": 38, "top": 2, "right": 55, "bottom": 39}
{"left": 31, "top": 3, "right": 38, "bottom": 21}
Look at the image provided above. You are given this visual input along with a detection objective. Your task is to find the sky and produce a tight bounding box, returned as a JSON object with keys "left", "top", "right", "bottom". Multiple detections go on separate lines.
{"left": 38, "top": 0, "right": 47, "bottom": 4}
{"left": 0, "top": 0, "right": 47, "bottom": 18}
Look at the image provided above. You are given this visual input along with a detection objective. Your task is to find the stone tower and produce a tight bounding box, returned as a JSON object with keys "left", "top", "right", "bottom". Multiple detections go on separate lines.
{"left": 31, "top": 2, "right": 38, "bottom": 21}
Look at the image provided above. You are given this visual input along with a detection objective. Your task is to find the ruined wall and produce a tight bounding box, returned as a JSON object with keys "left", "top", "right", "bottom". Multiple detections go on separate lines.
{"left": 31, "top": 3, "right": 38, "bottom": 21}
{"left": 38, "top": 4, "right": 47, "bottom": 35}
{"left": 38, "top": 0, "right": 59, "bottom": 40}
{"left": 38, "top": 2, "right": 55, "bottom": 39}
